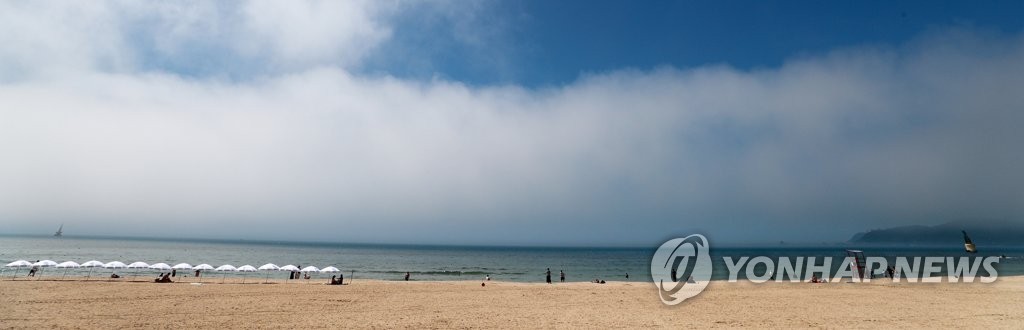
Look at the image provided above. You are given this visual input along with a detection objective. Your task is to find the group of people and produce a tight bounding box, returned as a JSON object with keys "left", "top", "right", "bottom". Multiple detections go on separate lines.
{"left": 154, "top": 273, "right": 173, "bottom": 283}
{"left": 328, "top": 274, "right": 344, "bottom": 285}
{"left": 288, "top": 266, "right": 311, "bottom": 280}
{"left": 544, "top": 268, "right": 566, "bottom": 283}
{"left": 544, "top": 268, "right": 628, "bottom": 284}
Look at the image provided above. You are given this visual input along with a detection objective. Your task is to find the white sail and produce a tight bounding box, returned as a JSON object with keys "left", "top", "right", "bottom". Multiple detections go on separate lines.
{"left": 963, "top": 230, "right": 977, "bottom": 253}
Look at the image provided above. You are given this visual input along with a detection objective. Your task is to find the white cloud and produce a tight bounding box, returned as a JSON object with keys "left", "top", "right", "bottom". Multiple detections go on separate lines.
{"left": 236, "top": 0, "right": 396, "bottom": 69}
{"left": 0, "top": 2, "right": 1022, "bottom": 244}
{"left": 0, "top": 0, "right": 399, "bottom": 79}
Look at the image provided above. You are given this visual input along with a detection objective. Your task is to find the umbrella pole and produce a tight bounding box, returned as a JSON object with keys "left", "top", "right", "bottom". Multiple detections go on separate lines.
{"left": 10, "top": 268, "right": 17, "bottom": 280}
{"left": 62, "top": 269, "right": 68, "bottom": 280}
{"left": 242, "top": 273, "right": 246, "bottom": 284}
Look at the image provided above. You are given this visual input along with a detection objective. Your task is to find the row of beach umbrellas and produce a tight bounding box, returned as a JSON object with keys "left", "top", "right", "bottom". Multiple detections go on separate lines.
{"left": 4, "top": 260, "right": 344, "bottom": 284}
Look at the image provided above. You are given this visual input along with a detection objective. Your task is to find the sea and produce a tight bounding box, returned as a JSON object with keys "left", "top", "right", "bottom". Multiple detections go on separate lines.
{"left": 3, "top": 235, "right": 1023, "bottom": 282}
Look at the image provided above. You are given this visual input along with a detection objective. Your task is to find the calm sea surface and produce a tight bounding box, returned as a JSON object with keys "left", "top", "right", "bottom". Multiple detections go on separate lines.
{"left": 2, "top": 235, "right": 1023, "bottom": 282}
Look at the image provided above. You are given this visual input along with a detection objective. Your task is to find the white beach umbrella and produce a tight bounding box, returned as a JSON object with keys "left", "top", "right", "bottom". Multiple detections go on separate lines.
{"left": 279, "top": 264, "right": 300, "bottom": 282}
{"left": 80, "top": 260, "right": 104, "bottom": 280}
{"left": 215, "top": 265, "right": 237, "bottom": 283}
{"left": 31, "top": 260, "right": 58, "bottom": 280}
{"left": 33, "top": 260, "right": 58, "bottom": 267}
{"left": 5, "top": 260, "right": 31, "bottom": 267}
{"left": 300, "top": 266, "right": 320, "bottom": 282}
{"left": 192, "top": 264, "right": 214, "bottom": 283}
{"left": 81, "top": 260, "right": 105, "bottom": 267}
{"left": 193, "top": 264, "right": 214, "bottom": 271}
{"left": 172, "top": 263, "right": 193, "bottom": 279}
{"left": 149, "top": 262, "right": 171, "bottom": 280}
{"left": 104, "top": 261, "right": 128, "bottom": 281}
{"left": 320, "top": 267, "right": 340, "bottom": 284}
{"left": 5, "top": 260, "right": 32, "bottom": 267}
{"left": 5, "top": 260, "right": 32, "bottom": 280}
{"left": 149, "top": 262, "right": 171, "bottom": 270}
{"left": 258, "top": 263, "right": 280, "bottom": 283}
{"left": 56, "top": 261, "right": 80, "bottom": 280}
{"left": 237, "top": 265, "right": 257, "bottom": 284}
{"left": 127, "top": 262, "right": 150, "bottom": 281}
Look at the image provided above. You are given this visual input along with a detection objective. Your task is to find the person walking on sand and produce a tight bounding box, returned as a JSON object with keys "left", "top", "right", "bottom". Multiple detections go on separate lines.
{"left": 559, "top": 270, "right": 565, "bottom": 282}
{"left": 545, "top": 268, "right": 552, "bottom": 284}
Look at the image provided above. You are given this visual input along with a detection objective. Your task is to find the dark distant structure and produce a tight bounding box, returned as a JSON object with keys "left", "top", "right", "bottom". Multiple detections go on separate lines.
{"left": 849, "top": 220, "right": 1023, "bottom": 246}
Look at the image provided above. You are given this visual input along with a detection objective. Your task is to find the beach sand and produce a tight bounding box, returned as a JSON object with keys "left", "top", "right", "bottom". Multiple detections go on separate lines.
{"left": 2, "top": 276, "right": 1024, "bottom": 328}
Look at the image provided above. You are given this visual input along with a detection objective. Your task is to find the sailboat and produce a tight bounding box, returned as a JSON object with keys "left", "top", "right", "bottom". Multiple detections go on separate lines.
{"left": 962, "top": 230, "right": 976, "bottom": 253}
{"left": 54, "top": 224, "right": 63, "bottom": 237}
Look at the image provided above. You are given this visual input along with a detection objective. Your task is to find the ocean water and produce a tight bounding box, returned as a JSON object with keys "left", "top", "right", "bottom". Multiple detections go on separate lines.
{"left": 2, "top": 235, "right": 1023, "bottom": 282}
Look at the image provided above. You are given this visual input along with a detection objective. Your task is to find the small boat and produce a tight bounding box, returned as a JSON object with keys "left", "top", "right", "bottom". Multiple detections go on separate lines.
{"left": 54, "top": 224, "right": 63, "bottom": 237}
{"left": 962, "top": 230, "right": 976, "bottom": 253}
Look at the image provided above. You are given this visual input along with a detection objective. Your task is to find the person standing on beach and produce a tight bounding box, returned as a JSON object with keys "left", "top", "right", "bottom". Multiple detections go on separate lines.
{"left": 559, "top": 270, "right": 565, "bottom": 282}
{"left": 405, "top": 272, "right": 410, "bottom": 281}
{"left": 625, "top": 272, "right": 629, "bottom": 279}
{"left": 545, "top": 268, "right": 552, "bottom": 284}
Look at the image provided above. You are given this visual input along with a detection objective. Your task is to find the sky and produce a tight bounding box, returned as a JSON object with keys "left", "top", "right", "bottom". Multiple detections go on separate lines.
{"left": 1, "top": 1, "right": 1023, "bottom": 246}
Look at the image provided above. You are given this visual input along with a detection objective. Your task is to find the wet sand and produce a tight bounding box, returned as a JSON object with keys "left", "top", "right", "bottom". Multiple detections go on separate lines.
{"left": 2, "top": 276, "right": 1024, "bottom": 328}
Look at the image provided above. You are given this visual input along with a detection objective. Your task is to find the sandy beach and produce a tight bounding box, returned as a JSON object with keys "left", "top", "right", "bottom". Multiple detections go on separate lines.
{"left": 2, "top": 276, "right": 1023, "bottom": 329}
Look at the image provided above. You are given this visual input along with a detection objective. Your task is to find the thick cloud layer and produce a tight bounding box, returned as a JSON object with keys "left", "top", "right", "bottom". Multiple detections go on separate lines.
{"left": 1, "top": 2, "right": 1022, "bottom": 245}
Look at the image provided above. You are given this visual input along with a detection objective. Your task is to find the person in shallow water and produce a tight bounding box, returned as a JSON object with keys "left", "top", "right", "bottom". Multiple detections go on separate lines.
{"left": 545, "top": 268, "right": 552, "bottom": 284}
{"left": 559, "top": 270, "right": 565, "bottom": 282}
{"left": 405, "top": 272, "right": 410, "bottom": 281}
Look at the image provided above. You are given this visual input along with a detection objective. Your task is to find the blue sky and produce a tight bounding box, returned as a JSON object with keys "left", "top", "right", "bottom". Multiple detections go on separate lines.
{"left": 1, "top": 1, "right": 1023, "bottom": 246}
{"left": 360, "top": 0, "right": 1024, "bottom": 86}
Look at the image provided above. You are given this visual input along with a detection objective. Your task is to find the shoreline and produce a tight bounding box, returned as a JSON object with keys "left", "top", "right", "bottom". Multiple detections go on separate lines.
{"left": 1, "top": 273, "right": 1017, "bottom": 284}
